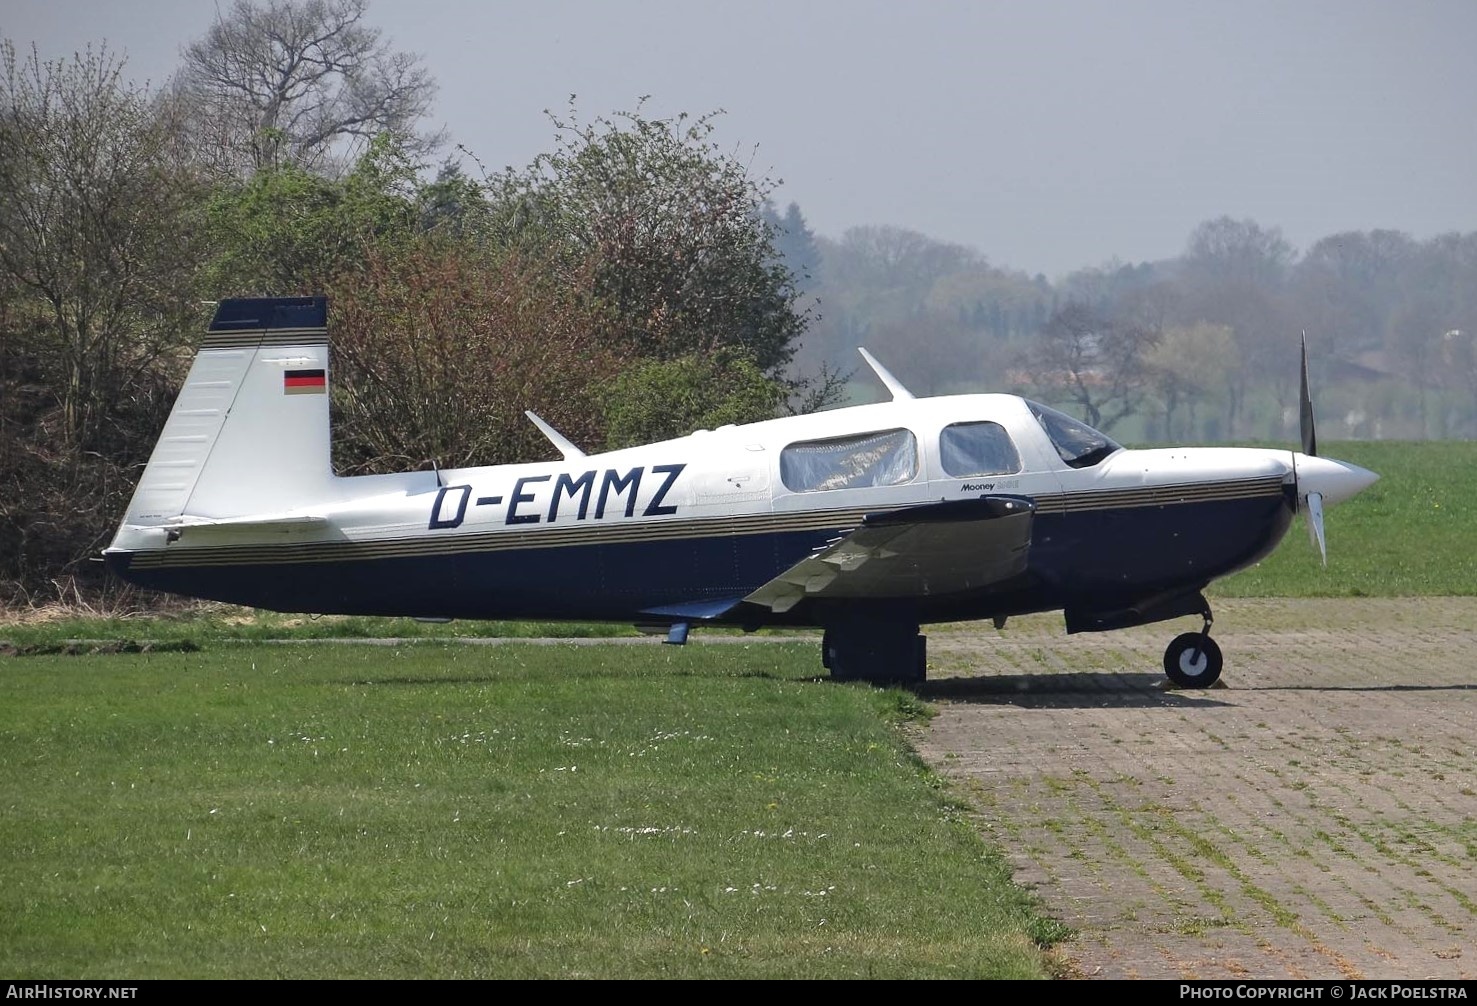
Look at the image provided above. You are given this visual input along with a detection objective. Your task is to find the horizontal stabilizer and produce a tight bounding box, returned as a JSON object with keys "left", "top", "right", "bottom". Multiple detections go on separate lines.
{"left": 638, "top": 597, "right": 746, "bottom": 620}
{"left": 162, "top": 513, "right": 328, "bottom": 537}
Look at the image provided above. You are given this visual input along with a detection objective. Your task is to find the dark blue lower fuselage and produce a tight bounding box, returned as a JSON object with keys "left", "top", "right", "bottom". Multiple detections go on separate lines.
{"left": 108, "top": 491, "right": 1293, "bottom": 632}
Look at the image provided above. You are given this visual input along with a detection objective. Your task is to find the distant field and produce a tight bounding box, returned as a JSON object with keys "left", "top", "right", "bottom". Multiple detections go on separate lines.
{"left": 1214, "top": 440, "right": 1477, "bottom": 597}
{"left": 0, "top": 642, "right": 1059, "bottom": 979}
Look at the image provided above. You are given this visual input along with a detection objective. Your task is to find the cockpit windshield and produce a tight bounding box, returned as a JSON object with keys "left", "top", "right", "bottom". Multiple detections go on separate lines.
{"left": 1026, "top": 401, "right": 1122, "bottom": 469}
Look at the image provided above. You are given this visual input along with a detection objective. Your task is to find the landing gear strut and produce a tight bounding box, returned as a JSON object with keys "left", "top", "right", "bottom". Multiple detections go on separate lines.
{"left": 822, "top": 618, "right": 926, "bottom": 685}
{"left": 1163, "top": 607, "right": 1222, "bottom": 688}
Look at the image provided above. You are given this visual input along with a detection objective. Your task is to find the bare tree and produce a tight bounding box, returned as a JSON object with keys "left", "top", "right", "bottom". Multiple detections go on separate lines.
{"left": 172, "top": 0, "right": 441, "bottom": 177}
{"left": 1294, "top": 229, "right": 1414, "bottom": 357}
{"left": 0, "top": 40, "right": 202, "bottom": 452}
{"left": 1175, "top": 217, "right": 1298, "bottom": 432}
{"left": 1026, "top": 302, "right": 1160, "bottom": 431}
{"left": 1183, "top": 216, "right": 1293, "bottom": 289}
{"left": 0, "top": 40, "right": 204, "bottom": 597}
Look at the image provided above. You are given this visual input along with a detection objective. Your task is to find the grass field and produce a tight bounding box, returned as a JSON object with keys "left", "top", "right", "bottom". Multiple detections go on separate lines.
{"left": 1214, "top": 441, "right": 1477, "bottom": 597}
{"left": 0, "top": 642, "right": 1060, "bottom": 979}
{"left": 2, "top": 439, "right": 1471, "bottom": 978}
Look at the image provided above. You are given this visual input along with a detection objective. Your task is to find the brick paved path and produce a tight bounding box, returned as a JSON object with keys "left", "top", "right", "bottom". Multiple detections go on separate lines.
{"left": 915, "top": 598, "right": 1477, "bottom": 980}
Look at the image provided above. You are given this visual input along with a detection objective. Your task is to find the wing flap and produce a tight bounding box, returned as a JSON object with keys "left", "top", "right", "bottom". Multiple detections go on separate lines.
{"left": 744, "top": 496, "right": 1035, "bottom": 612}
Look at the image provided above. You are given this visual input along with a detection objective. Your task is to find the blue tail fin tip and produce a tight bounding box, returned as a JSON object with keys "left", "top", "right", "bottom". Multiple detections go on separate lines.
{"left": 209, "top": 296, "right": 327, "bottom": 333}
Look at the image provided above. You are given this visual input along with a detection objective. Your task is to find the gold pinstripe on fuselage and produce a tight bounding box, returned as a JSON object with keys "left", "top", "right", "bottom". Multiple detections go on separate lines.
{"left": 124, "top": 474, "right": 1287, "bottom": 569}
{"left": 197, "top": 328, "right": 329, "bottom": 350}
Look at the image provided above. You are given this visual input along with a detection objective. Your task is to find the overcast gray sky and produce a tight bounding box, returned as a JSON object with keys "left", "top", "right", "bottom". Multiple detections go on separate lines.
{"left": 7, "top": 0, "right": 1475, "bottom": 278}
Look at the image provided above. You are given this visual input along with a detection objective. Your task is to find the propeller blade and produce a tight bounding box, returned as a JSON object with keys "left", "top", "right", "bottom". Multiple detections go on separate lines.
{"left": 1305, "top": 490, "right": 1327, "bottom": 567}
{"left": 1299, "top": 331, "right": 1318, "bottom": 457}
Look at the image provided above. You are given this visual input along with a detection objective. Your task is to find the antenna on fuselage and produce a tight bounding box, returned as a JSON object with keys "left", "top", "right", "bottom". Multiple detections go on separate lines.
{"left": 857, "top": 348, "right": 915, "bottom": 401}
{"left": 525, "top": 411, "right": 587, "bottom": 460}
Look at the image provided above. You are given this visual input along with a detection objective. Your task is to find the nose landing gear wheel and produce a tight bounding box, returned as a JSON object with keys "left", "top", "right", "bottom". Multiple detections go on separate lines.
{"left": 1164, "top": 632, "right": 1223, "bottom": 688}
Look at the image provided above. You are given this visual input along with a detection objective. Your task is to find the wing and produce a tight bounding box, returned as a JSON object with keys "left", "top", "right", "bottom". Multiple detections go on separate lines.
{"left": 744, "top": 495, "right": 1036, "bottom": 613}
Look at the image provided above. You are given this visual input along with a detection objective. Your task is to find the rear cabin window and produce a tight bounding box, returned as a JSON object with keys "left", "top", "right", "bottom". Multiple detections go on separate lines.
{"left": 939, "top": 421, "right": 1021, "bottom": 478}
{"left": 780, "top": 428, "right": 918, "bottom": 493}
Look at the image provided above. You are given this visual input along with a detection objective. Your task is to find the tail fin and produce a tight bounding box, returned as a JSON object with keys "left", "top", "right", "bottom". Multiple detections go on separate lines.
{"left": 120, "top": 296, "right": 335, "bottom": 526}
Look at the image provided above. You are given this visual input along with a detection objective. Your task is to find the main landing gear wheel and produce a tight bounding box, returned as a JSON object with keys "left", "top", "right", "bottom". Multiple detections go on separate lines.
{"left": 1163, "top": 632, "right": 1223, "bottom": 688}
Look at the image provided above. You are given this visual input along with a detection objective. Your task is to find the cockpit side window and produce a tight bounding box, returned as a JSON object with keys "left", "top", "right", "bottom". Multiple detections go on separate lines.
{"left": 1026, "top": 401, "right": 1122, "bottom": 469}
{"left": 939, "top": 421, "right": 1021, "bottom": 478}
{"left": 780, "top": 428, "right": 918, "bottom": 492}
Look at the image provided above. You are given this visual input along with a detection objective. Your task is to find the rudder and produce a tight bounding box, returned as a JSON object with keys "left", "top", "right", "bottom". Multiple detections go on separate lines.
{"left": 119, "top": 296, "right": 334, "bottom": 526}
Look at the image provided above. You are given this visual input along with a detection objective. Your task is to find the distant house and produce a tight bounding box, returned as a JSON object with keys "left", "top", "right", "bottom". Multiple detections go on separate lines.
{"left": 1327, "top": 351, "right": 1398, "bottom": 385}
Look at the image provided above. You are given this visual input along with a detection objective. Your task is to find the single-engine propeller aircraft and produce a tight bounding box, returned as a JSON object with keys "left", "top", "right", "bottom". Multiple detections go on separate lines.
{"left": 106, "top": 296, "right": 1378, "bottom": 687}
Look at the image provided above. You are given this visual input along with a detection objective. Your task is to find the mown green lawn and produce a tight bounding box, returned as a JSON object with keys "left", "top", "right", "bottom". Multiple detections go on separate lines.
{"left": 0, "top": 642, "right": 1059, "bottom": 979}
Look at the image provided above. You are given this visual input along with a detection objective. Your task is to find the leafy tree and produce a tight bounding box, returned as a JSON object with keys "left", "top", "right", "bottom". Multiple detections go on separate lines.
{"left": 821, "top": 226, "right": 981, "bottom": 311}
{"left": 481, "top": 102, "right": 809, "bottom": 375}
{"left": 799, "top": 227, "right": 990, "bottom": 384}
{"left": 172, "top": 0, "right": 441, "bottom": 177}
{"left": 202, "top": 131, "right": 420, "bottom": 294}
{"left": 763, "top": 200, "right": 821, "bottom": 293}
{"left": 923, "top": 268, "right": 1056, "bottom": 339}
{"left": 603, "top": 353, "right": 786, "bottom": 449}
{"left": 415, "top": 158, "right": 493, "bottom": 237}
{"left": 203, "top": 167, "right": 350, "bottom": 294}
{"left": 1146, "top": 323, "right": 1240, "bottom": 440}
{"left": 327, "top": 239, "right": 628, "bottom": 472}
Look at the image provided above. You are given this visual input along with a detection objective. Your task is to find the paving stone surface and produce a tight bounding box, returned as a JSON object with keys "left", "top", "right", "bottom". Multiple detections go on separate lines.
{"left": 913, "top": 598, "right": 1477, "bottom": 980}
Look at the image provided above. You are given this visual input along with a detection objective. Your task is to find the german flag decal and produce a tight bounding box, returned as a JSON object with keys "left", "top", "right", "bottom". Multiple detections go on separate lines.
{"left": 284, "top": 369, "right": 326, "bottom": 395}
